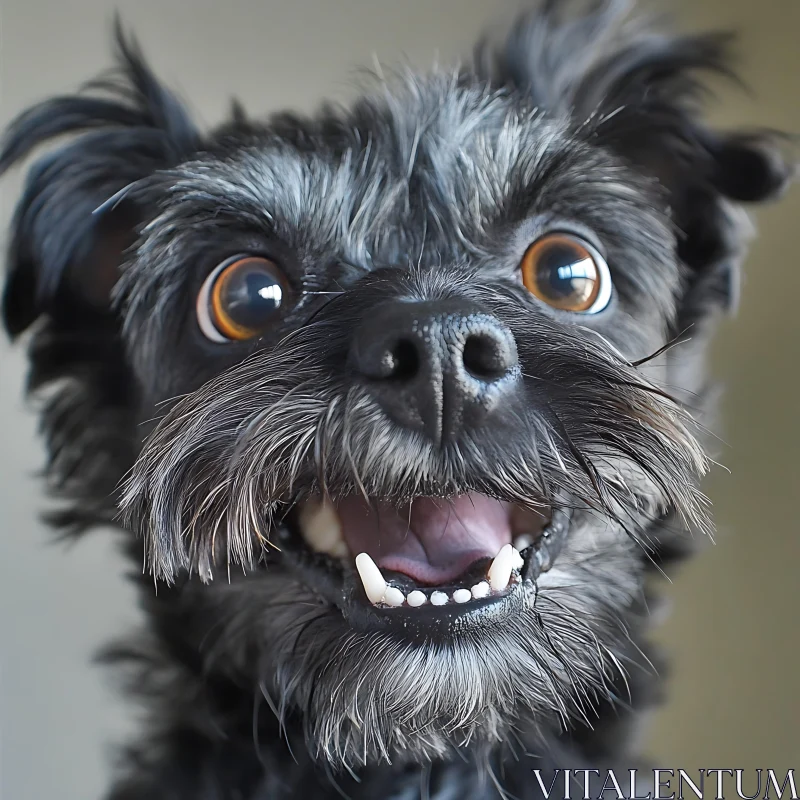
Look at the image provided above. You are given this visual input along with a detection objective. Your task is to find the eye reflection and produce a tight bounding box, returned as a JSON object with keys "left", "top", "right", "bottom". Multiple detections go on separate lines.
{"left": 196, "top": 256, "right": 290, "bottom": 342}
{"left": 520, "top": 233, "right": 611, "bottom": 314}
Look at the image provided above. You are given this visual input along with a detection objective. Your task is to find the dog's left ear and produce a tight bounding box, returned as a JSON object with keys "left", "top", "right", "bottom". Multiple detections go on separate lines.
{"left": 488, "top": 1, "right": 793, "bottom": 326}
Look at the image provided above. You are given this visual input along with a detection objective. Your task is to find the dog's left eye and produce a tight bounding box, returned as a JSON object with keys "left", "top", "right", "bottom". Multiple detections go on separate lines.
{"left": 196, "top": 255, "right": 290, "bottom": 342}
{"left": 520, "top": 233, "right": 612, "bottom": 314}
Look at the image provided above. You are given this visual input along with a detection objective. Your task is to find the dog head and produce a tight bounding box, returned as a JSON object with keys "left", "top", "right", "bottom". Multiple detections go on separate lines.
{"left": 2, "top": 1, "right": 790, "bottom": 772}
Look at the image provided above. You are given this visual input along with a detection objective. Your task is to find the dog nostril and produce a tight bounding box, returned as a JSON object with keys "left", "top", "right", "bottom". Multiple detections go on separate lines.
{"left": 462, "top": 333, "right": 509, "bottom": 381}
{"left": 386, "top": 338, "right": 420, "bottom": 381}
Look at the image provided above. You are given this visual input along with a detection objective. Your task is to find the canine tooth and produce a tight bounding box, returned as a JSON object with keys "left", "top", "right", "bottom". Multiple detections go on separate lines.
{"left": 298, "top": 497, "right": 345, "bottom": 556}
{"left": 453, "top": 588, "right": 471, "bottom": 604}
{"left": 488, "top": 544, "right": 514, "bottom": 591}
{"left": 430, "top": 591, "right": 448, "bottom": 606}
{"left": 355, "top": 553, "right": 387, "bottom": 604}
{"left": 513, "top": 534, "right": 533, "bottom": 552}
{"left": 471, "top": 581, "right": 490, "bottom": 599}
{"left": 511, "top": 546, "right": 524, "bottom": 571}
{"left": 384, "top": 586, "right": 405, "bottom": 607}
{"left": 327, "top": 540, "right": 350, "bottom": 559}
{"left": 407, "top": 590, "right": 427, "bottom": 607}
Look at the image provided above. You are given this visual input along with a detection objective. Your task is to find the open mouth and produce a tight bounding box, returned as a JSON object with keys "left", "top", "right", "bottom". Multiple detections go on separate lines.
{"left": 280, "top": 491, "right": 571, "bottom": 622}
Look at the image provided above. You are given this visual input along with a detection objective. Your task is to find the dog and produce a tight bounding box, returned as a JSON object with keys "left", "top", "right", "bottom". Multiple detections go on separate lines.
{"left": 1, "top": 1, "right": 791, "bottom": 798}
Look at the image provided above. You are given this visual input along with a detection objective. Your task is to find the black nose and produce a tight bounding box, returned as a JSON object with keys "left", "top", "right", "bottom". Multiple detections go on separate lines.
{"left": 350, "top": 299, "right": 520, "bottom": 443}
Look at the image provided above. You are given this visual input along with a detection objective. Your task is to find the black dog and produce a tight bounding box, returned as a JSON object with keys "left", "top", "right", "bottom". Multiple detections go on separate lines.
{"left": 1, "top": 2, "right": 790, "bottom": 798}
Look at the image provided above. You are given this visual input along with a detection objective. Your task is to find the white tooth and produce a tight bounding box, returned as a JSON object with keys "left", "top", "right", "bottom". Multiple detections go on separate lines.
{"left": 430, "top": 591, "right": 449, "bottom": 606}
{"left": 513, "top": 534, "right": 533, "bottom": 552}
{"left": 327, "top": 540, "right": 350, "bottom": 559}
{"left": 298, "top": 497, "right": 345, "bottom": 556}
{"left": 471, "top": 581, "right": 490, "bottom": 599}
{"left": 407, "top": 590, "right": 427, "bottom": 607}
{"left": 384, "top": 586, "right": 405, "bottom": 607}
{"left": 355, "top": 553, "right": 387, "bottom": 604}
{"left": 510, "top": 546, "right": 524, "bottom": 571}
{"left": 488, "top": 544, "right": 514, "bottom": 591}
{"left": 453, "top": 588, "right": 471, "bottom": 604}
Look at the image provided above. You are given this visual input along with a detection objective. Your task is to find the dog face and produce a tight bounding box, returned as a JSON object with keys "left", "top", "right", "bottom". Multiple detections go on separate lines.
{"left": 2, "top": 2, "right": 789, "bottom": 772}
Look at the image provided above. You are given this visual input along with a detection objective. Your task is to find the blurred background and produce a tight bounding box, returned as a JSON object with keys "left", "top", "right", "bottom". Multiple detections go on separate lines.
{"left": 0, "top": 1, "right": 797, "bottom": 798}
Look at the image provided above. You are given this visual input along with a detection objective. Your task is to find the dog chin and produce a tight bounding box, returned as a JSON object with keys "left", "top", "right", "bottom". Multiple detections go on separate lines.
{"left": 218, "top": 500, "right": 643, "bottom": 769}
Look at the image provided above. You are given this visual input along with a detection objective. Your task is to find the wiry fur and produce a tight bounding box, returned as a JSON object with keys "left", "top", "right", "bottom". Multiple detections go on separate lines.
{"left": 1, "top": 2, "right": 791, "bottom": 798}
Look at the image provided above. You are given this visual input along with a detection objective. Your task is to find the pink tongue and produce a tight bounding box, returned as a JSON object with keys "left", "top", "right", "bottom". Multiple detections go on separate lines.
{"left": 336, "top": 493, "right": 512, "bottom": 585}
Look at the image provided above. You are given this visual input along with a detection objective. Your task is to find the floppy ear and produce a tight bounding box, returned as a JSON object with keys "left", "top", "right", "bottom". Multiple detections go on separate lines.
{"left": 1, "top": 23, "right": 199, "bottom": 534}
{"left": 1, "top": 22, "right": 198, "bottom": 336}
{"left": 488, "top": 0, "right": 792, "bottom": 326}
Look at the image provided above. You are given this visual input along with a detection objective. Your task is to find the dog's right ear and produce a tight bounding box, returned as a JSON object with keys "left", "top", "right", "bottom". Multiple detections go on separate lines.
{"left": 1, "top": 22, "right": 198, "bottom": 337}
{"left": 1, "top": 24, "right": 200, "bottom": 537}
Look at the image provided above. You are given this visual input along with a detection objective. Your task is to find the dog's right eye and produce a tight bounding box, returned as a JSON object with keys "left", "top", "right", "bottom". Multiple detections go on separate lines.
{"left": 196, "top": 255, "right": 290, "bottom": 342}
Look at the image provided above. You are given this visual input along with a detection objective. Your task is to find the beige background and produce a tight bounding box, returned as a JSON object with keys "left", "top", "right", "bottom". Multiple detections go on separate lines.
{"left": 0, "top": 2, "right": 797, "bottom": 799}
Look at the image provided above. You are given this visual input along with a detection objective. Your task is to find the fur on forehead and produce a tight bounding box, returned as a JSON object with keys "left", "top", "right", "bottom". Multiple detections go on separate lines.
{"left": 139, "top": 92, "right": 664, "bottom": 236}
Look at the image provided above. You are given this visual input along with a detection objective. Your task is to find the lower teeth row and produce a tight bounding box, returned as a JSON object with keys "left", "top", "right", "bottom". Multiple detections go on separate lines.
{"left": 355, "top": 545, "right": 525, "bottom": 609}
{"left": 385, "top": 578, "right": 519, "bottom": 608}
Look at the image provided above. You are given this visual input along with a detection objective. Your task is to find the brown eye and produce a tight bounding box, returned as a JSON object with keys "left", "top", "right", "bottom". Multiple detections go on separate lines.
{"left": 520, "top": 233, "right": 611, "bottom": 314}
{"left": 197, "top": 255, "right": 290, "bottom": 342}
